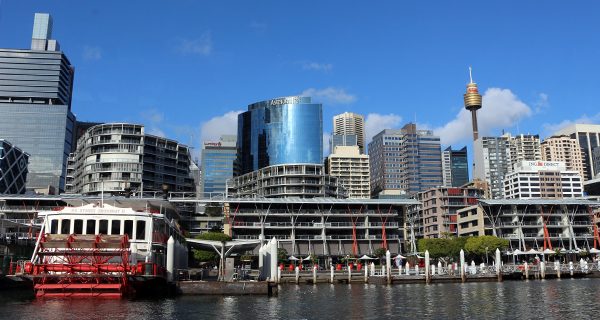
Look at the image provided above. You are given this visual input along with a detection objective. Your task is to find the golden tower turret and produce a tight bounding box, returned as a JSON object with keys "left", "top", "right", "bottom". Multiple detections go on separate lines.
{"left": 463, "top": 67, "right": 482, "bottom": 141}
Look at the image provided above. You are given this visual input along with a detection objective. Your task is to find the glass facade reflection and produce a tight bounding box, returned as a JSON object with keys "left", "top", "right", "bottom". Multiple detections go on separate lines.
{"left": 201, "top": 135, "right": 237, "bottom": 198}
{"left": 442, "top": 146, "right": 469, "bottom": 187}
{"left": 238, "top": 96, "right": 323, "bottom": 175}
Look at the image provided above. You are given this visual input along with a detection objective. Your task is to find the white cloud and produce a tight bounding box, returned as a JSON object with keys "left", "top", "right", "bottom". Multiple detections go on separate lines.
{"left": 365, "top": 113, "right": 403, "bottom": 144}
{"left": 250, "top": 21, "right": 266, "bottom": 33}
{"left": 179, "top": 32, "right": 212, "bottom": 55}
{"left": 298, "top": 61, "right": 332, "bottom": 71}
{"left": 140, "top": 109, "right": 163, "bottom": 124}
{"left": 302, "top": 87, "right": 356, "bottom": 105}
{"left": 83, "top": 46, "right": 102, "bottom": 60}
{"left": 541, "top": 112, "right": 600, "bottom": 138}
{"left": 434, "top": 88, "right": 532, "bottom": 146}
{"left": 323, "top": 132, "right": 331, "bottom": 156}
{"left": 199, "top": 110, "right": 244, "bottom": 142}
{"left": 148, "top": 127, "right": 165, "bottom": 138}
{"left": 533, "top": 92, "right": 550, "bottom": 114}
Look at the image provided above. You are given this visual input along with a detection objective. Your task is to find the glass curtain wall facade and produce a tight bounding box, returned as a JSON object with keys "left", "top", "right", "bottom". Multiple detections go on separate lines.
{"left": 442, "top": 146, "right": 469, "bottom": 187}
{"left": 0, "top": 139, "right": 29, "bottom": 194}
{"left": 200, "top": 135, "right": 237, "bottom": 198}
{"left": 0, "top": 14, "right": 75, "bottom": 192}
{"left": 238, "top": 96, "right": 323, "bottom": 175}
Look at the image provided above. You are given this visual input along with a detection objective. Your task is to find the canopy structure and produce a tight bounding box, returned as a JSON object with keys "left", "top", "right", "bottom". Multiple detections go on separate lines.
{"left": 514, "top": 249, "right": 542, "bottom": 255}
{"left": 393, "top": 254, "right": 406, "bottom": 259}
{"left": 359, "top": 255, "right": 376, "bottom": 260}
{"left": 186, "top": 239, "right": 261, "bottom": 258}
{"left": 288, "top": 256, "right": 300, "bottom": 261}
{"left": 589, "top": 248, "right": 600, "bottom": 254}
{"left": 303, "top": 256, "right": 312, "bottom": 261}
{"left": 542, "top": 249, "right": 556, "bottom": 254}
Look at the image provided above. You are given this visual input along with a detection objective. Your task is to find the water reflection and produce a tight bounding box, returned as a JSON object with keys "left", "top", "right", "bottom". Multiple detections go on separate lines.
{"left": 2, "top": 279, "right": 600, "bottom": 319}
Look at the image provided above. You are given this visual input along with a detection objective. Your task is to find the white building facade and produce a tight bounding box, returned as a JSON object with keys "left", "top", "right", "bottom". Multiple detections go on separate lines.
{"left": 503, "top": 161, "right": 583, "bottom": 199}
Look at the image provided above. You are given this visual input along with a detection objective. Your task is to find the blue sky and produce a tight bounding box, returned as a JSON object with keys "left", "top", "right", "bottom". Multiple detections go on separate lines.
{"left": 1, "top": 1, "right": 599, "bottom": 163}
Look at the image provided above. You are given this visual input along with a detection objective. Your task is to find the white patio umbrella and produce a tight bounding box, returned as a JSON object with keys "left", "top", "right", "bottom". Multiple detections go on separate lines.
{"left": 393, "top": 254, "right": 406, "bottom": 259}
{"left": 526, "top": 249, "right": 543, "bottom": 254}
{"left": 359, "top": 255, "right": 376, "bottom": 260}
{"left": 589, "top": 248, "right": 600, "bottom": 254}
{"left": 542, "top": 249, "right": 556, "bottom": 254}
{"left": 303, "top": 256, "right": 312, "bottom": 261}
{"left": 288, "top": 256, "right": 300, "bottom": 261}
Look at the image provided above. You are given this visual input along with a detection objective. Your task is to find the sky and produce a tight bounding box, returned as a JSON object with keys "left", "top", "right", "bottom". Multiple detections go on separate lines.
{"left": 1, "top": 1, "right": 599, "bottom": 168}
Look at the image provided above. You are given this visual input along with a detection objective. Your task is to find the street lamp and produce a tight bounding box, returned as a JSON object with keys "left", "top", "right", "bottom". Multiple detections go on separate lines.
{"left": 485, "top": 247, "right": 489, "bottom": 265}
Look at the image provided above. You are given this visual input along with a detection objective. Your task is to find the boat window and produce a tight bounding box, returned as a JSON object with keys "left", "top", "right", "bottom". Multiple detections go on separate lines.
{"left": 124, "top": 220, "right": 133, "bottom": 238}
{"left": 61, "top": 219, "right": 71, "bottom": 234}
{"left": 50, "top": 220, "right": 58, "bottom": 234}
{"left": 74, "top": 219, "right": 84, "bottom": 234}
{"left": 99, "top": 220, "right": 109, "bottom": 235}
{"left": 111, "top": 220, "right": 121, "bottom": 235}
{"left": 136, "top": 221, "right": 146, "bottom": 240}
{"left": 86, "top": 220, "right": 96, "bottom": 235}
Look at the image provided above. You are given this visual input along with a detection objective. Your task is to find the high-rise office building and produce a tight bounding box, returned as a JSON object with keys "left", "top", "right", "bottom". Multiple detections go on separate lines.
{"left": 502, "top": 133, "right": 542, "bottom": 170}
{"left": 442, "top": 146, "right": 469, "bottom": 187}
{"left": 237, "top": 96, "right": 322, "bottom": 175}
{"left": 0, "top": 13, "right": 75, "bottom": 192}
{"left": 503, "top": 161, "right": 583, "bottom": 199}
{"left": 541, "top": 135, "right": 586, "bottom": 179}
{"left": 333, "top": 112, "right": 366, "bottom": 154}
{"left": 326, "top": 146, "right": 370, "bottom": 199}
{"left": 473, "top": 136, "right": 510, "bottom": 199}
{"left": 0, "top": 140, "right": 29, "bottom": 194}
{"left": 329, "top": 134, "right": 357, "bottom": 153}
{"left": 200, "top": 135, "right": 237, "bottom": 198}
{"left": 368, "top": 123, "right": 443, "bottom": 196}
{"left": 554, "top": 124, "right": 600, "bottom": 181}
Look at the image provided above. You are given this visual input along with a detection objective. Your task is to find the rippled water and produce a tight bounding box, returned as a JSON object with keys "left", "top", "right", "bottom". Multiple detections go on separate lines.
{"left": 1, "top": 279, "right": 600, "bottom": 319}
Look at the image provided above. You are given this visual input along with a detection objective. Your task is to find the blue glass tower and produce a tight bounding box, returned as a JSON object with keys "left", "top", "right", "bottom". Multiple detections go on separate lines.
{"left": 238, "top": 96, "right": 323, "bottom": 175}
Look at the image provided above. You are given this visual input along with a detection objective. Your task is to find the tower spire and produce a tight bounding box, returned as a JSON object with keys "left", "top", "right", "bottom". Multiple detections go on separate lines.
{"left": 463, "top": 67, "right": 482, "bottom": 142}
{"left": 469, "top": 67, "right": 473, "bottom": 84}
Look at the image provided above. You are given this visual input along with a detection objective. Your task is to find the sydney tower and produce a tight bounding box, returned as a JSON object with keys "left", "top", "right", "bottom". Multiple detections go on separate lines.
{"left": 463, "top": 67, "right": 482, "bottom": 141}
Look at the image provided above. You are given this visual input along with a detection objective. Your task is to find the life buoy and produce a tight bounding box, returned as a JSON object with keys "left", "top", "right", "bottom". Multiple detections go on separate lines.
{"left": 518, "top": 265, "right": 525, "bottom": 271}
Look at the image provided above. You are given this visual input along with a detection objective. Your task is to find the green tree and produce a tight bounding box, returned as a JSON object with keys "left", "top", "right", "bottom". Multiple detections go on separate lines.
{"left": 308, "top": 254, "right": 319, "bottom": 265}
{"left": 192, "top": 233, "right": 232, "bottom": 264}
{"left": 209, "top": 225, "right": 223, "bottom": 233}
{"left": 374, "top": 247, "right": 387, "bottom": 265}
{"left": 204, "top": 202, "right": 223, "bottom": 217}
{"left": 277, "top": 248, "right": 289, "bottom": 264}
{"left": 464, "top": 236, "right": 509, "bottom": 258}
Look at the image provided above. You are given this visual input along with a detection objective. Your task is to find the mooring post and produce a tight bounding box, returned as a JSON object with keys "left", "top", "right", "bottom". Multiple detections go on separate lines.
{"left": 460, "top": 249, "right": 466, "bottom": 283}
{"left": 278, "top": 267, "right": 281, "bottom": 284}
{"left": 365, "top": 263, "right": 368, "bottom": 283}
{"left": 313, "top": 266, "right": 317, "bottom": 284}
{"left": 405, "top": 262, "right": 409, "bottom": 276}
{"left": 496, "top": 249, "right": 502, "bottom": 282}
{"left": 437, "top": 261, "right": 442, "bottom": 276}
{"left": 386, "top": 250, "right": 391, "bottom": 284}
{"left": 557, "top": 261, "right": 561, "bottom": 279}
{"left": 348, "top": 265, "right": 351, "bottom": 283}
{"left": 330, "top": 265, "right": 334, "bottom": 283}
{"left": 371, "top": 262, "right": 375, "bottom": 277}
{"left": 425, "top": 250, "right": 431, "bottom": 285}
{"left": 569, "top": 261, "right": 574, "bottom": 277}
{"left": 540, "top": 261, "right": 546, "bottom": 279}
{"left": 295, "top": 266, "right": 299, "bottom": 284}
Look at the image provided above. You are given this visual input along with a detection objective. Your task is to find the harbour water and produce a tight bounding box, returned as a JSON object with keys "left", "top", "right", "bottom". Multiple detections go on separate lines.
{"left": 1, "top": 278, "right": 600, "bottom": 319}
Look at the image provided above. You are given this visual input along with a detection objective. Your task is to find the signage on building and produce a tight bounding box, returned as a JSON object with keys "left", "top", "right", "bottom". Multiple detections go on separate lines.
{"left": 527, "top": 161, "right": 560, "bottom": 167}
{"left": 417, "top": 130, "right": 433, "bottom": 136}
{"left": 203, "top": 142, "right": 222, "bottom": 147}
{"left": 270, "top": 97, "right": 300, "bottom": 106}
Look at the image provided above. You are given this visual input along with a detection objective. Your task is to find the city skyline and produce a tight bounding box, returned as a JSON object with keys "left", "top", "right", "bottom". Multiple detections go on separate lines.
{"left": 1, "top": 2, "right": 599, "bottom": 162}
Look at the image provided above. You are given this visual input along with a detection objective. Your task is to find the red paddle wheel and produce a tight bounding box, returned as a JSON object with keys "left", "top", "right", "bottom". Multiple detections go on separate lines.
{"left": 25, "top": 234, "right": 144, "bottom": 298}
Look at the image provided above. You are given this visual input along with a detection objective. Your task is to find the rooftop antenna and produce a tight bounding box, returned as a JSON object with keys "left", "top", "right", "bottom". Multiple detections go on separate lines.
{"left": 469, "top": 67, "right": 473, "bottom": 84}
{"left": 190, "top": 133, "right": 194, "bottom": 156}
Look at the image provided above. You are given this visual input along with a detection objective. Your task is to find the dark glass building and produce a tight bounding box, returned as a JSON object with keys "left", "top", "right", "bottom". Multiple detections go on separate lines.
{"left": 0, "top": 139, "right": 29, "bottom": 194}
{"left": 0, "top": 13, "right": 75, "bottom": 192}
{"left": 237, "top": 96, "right": 323, "bottom": 175}
{"left": 442, "top": 146, "right": 469, "bottom": 187}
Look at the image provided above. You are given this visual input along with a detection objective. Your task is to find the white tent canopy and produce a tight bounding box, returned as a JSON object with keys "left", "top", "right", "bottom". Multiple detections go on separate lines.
{"left": 359, "top": 255, "right": 376, "bottom": 260}
{"left": 288, "top": 256, "right": 300, "bottom": 261}
{"left": 394, "top": 254, "right": 406, "bottom": 259}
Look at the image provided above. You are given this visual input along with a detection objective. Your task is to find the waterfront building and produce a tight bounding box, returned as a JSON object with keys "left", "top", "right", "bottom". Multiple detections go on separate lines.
{"left": 200, "top": 135, "right": 237, "bottom": 198}
{"left": 473, "top": 136, "right": 511, "bottom": 199}
{"left": 222, "top": 198, "right": 418, "bottom": 257}
{"left": 541, "top": 135, "right": 586, "bottom": 179}
{"left": 330, "top": 134, "right": 357, "bottom": 153}
{"left": 333, "top": 112, "right": 366, "bottom": 154}
{"left": 237, "top": 96, "right": 322, "bottom": 175}
{"left": 457, "top": 199, "right": 599, "bottom": 251}
{"left": 460, "top": 178, "right": 490, "bottom": 199}
{"left": 442, "top": 146, "right": 469, "bottom": 187}
{"left": 593, "top": 146, "right": 600, "bottom": 178}
{"left": 0, "top": 13, "right": 76, "bottom": 192}
{"left": 226, "top": 163, "right": 347, "bottom": 198}
{"left": 70, "top": 123, "right": 195, "bottom": 197}
{"left": 325, "top": 146, "right": 370, "bottom": 199}
{"left": 368, "top": 124, "right": 443, "bottom": 197}
{"left": 554, "top": 124, "right": 600, "bottom": 181}
{"left": 503, "top": 161, "right": 583, "bottom": 199}
{"left": 406, "top": 187, "right": 485, "bottom": 240}
{"left": 502, "top": 133, "right": 542, "bottom": 169}
{"left": 0, "top": 140, "right": 29, "bottom": 194}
